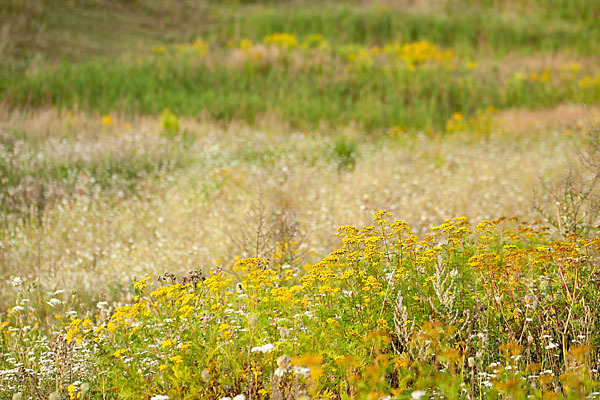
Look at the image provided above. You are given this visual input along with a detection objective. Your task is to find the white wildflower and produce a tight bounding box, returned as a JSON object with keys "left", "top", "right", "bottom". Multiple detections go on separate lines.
{"left": 150, "top": 395, "right": 170, "bottom": 400}
{"left": 10, "top": 277, "right": 23, "bottom": 287}
{"left": 233, "top": 395, "right": 246, "bottom": 400}
{"left": 542, "top": 369, "right": 554, "bottom": 376}
{"left": 411, "top": 390, "right": 427, "bottom": 400}
{"left": 251, "top": 343, "right": 274, "bottom": 353}
{"left": 46, "top": 298, "right": 62, "bottom": 307}
{"left": 292, "top": 366, "right": 310, "bottom": 377}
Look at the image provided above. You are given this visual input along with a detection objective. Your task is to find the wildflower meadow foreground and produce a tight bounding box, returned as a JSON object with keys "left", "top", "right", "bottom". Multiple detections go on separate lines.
{"left": 2, "top": 212, "right": 600, "bottom": 399}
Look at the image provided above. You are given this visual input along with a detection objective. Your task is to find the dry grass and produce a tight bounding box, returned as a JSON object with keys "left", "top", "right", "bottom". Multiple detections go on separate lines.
{"left": 496, "top": 103, "right": 600, "bottom": 133}
{"left": 477, "top": 52, "right": 600, "bottom": 83}
{"left": 0, "top": 106, "right": 588, "bottom": 310}
{"left": 358, "top": 0, "right": 445, "bottom": 12}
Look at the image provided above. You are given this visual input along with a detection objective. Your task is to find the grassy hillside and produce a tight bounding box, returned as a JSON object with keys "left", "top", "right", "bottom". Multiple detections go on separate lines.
{"left": 2, "top": 0, "right": 600, "bottom": 131}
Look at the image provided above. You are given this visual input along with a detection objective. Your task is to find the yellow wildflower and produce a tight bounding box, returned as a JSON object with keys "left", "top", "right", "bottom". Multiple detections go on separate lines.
{"left": 101, "top": 114, "right": 113, "bottom": 127}
{"left": 170, "top": 355, "right": 183, "bottom": 364}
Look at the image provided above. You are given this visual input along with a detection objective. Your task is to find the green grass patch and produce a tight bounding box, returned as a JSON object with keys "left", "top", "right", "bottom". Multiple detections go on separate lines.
{"left": 213, "top": 5, "right": 600, "bottom": 55}
{"left": 3, "top": 54, "right": 598, "bottom": 132}
{"left": 2, "top": 0, "right": 599, "bottom": 75}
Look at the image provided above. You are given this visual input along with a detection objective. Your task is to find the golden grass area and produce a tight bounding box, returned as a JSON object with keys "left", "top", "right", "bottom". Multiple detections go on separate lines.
{"left": 1, "top": 105, "right": 597, "bottom": 307}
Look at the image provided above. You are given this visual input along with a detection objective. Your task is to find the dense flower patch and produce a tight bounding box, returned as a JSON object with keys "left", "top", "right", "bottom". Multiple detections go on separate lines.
{"left": 3, "top": 212, "right": 599, "bottom": 399}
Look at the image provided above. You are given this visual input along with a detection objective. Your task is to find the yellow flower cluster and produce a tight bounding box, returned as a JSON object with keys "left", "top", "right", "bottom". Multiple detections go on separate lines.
{"left": 384, "top": 40, "right": 454, "bottom": 67}
{"left": 66, "top": 318, "right": 92, "bottom": 345}
{"left": 44, "top": 210, "right": 600, "bottom": 399}
{"left": 445, "top": 106, "right": 496, "bottom": 138}
{"left": 263, "top": 32, "right": 299, "bottom": 48}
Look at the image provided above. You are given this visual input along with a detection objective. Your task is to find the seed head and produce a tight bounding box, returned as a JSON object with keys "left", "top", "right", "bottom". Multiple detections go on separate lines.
{"left": 277, "top": 354, "right": 291, "bottom": 369}
{"left": 80, "top": 383, "right": 90, "bottom": 395}
{"left": 248, "top": 315, "right": 258, "bottom": 329}
{"left": 201, "top": 369, "right": 210, "bottom": 382}
{"left": 279, "top": 327, "right": 290, "bottom": 338}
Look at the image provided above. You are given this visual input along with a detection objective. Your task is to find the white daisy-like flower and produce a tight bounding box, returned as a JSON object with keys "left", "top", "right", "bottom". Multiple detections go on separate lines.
{"left": 150, "top": 395, "right": 169, "bottom": 400}
{"left": 233, "top": 395, "right": 246, "bottom": 400}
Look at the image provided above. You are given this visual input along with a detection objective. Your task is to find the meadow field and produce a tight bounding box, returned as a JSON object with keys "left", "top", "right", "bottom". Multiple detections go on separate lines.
{"left": 1, "top": 0, "right": 600, "bottom": 398}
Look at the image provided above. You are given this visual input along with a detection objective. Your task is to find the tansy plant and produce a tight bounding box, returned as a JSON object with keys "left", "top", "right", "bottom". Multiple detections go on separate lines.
{"left": 2, "top": 212, "right": 600, "bottom": 399}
